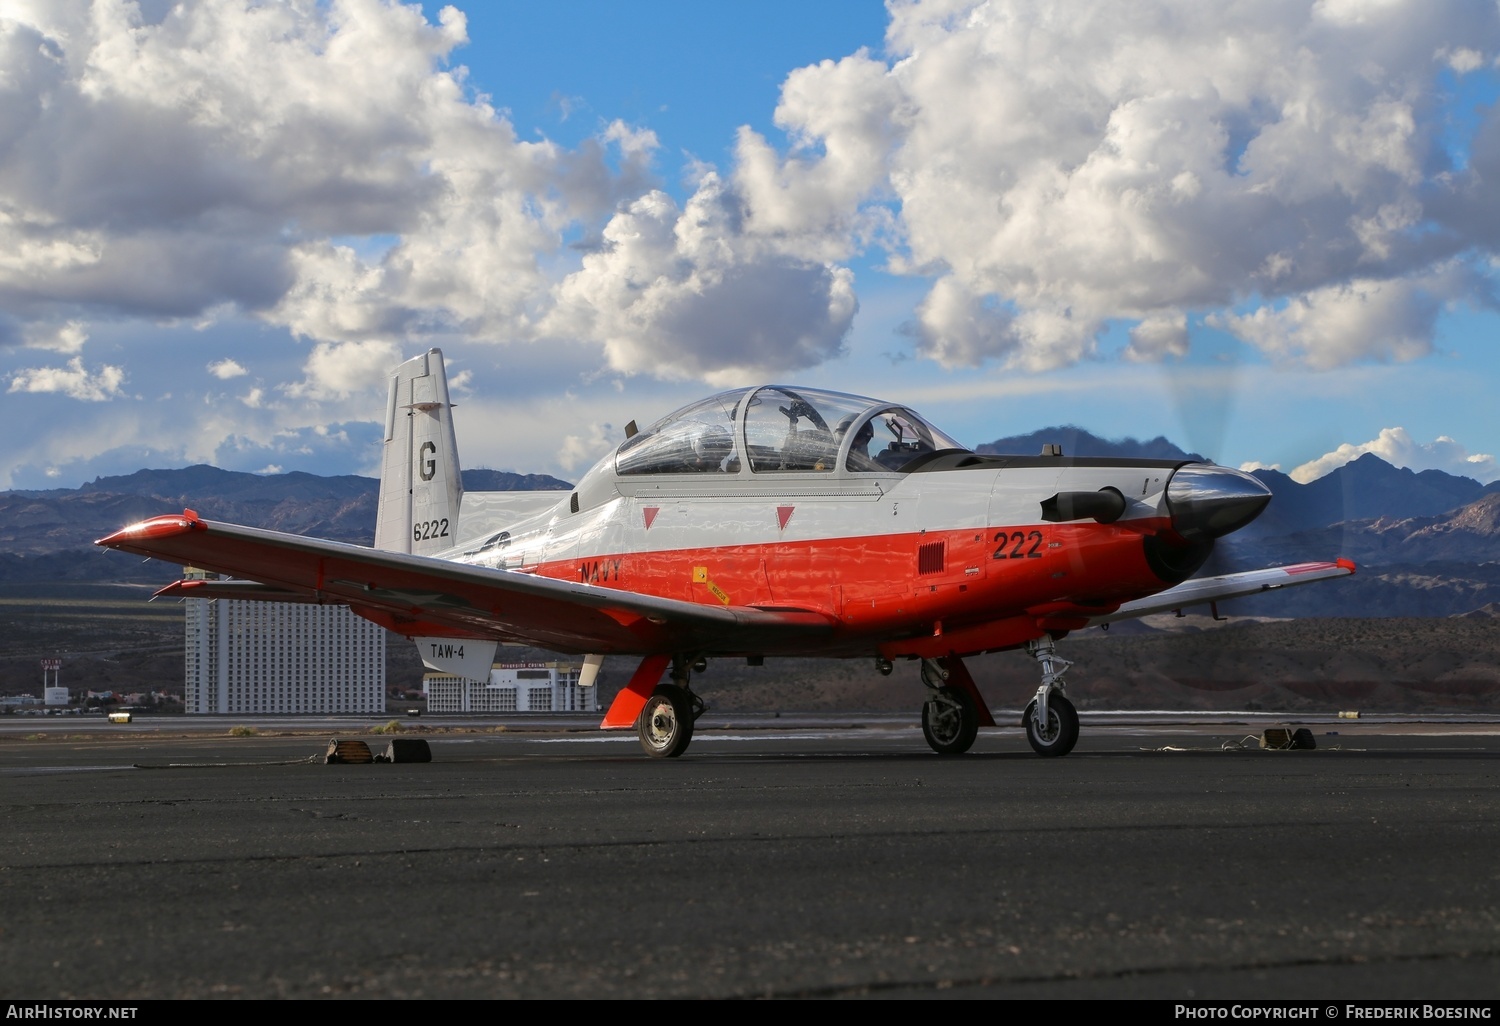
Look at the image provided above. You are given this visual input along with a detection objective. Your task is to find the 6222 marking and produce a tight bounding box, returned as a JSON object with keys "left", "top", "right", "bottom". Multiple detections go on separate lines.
{"left": 413, "top": 518, "right": 450, "bottom": 542}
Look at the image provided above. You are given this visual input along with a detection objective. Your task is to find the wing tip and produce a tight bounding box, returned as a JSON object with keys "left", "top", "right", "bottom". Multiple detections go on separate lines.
{"left": 96, "top": 509, "right": 205, "bottom": 548}
{"left": 1282, "top": 558, "right": 1357, "bottom": 577}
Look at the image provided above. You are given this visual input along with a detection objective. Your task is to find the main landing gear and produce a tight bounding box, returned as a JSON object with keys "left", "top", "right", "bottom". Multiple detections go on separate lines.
{"left": 1022, "top": 635, "right": 1078, "bottom": 757}
{"left": 636, "top": 657, "right": 707, "bottom": 758}
{"left": 909, "top": 635, "right": 1081, "bottom": 758}
{"left": 917, "top": 657, "right": 988, "bottom": 755}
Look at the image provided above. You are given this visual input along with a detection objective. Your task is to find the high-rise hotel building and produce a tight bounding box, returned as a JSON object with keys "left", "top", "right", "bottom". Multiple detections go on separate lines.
{"left": 184, "top": 585, "right": 386, "bottom": 714}
{"left": 423, "top": 662, "right": 596, "bottom": 714}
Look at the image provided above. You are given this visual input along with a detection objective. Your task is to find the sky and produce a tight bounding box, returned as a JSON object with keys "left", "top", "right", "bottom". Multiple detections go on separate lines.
{"left": 3, "top": 0, "right": 1500, "bottom": 491}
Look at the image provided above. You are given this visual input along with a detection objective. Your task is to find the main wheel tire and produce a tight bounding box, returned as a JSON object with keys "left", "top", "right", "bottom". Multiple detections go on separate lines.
{"left": 637, "top": 684, "right": 695, "bottom": 758}
{"left": 1023, "top": 693, "right": 1079, "bottom": 757}
{"left": 921, "top": 686, "right": 979, "bottom": 755}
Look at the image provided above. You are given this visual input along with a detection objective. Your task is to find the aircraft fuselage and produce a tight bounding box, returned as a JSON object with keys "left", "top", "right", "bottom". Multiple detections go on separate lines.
{"left": 446, "top": 452, "right": 1252, "bottom": 659}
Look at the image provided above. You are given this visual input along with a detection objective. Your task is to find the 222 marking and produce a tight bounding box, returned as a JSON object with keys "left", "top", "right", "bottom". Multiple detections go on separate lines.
{"left": 992, "top": 530, "right": 1043, "bottom": 559}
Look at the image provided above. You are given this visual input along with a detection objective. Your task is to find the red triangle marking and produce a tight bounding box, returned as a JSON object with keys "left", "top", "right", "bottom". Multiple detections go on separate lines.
{"left": 776, "top": 506, "right": 795, "bottom": 530}
{"left": 643, "top": 506, "right": 659, "bottom": 530}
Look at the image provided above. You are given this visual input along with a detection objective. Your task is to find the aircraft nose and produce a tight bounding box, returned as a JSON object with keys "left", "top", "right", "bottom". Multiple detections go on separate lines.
{"left": 1165, "top": 464, "right": 1271, "bottom": 540}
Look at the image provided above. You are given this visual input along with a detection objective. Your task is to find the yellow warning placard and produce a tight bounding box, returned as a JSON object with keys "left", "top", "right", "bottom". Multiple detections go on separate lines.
{"left": 692, "top": 566, "right": 730, "bottom": 604}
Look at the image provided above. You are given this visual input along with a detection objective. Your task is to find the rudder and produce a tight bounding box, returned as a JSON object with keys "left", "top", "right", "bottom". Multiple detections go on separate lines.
{"left": 375, "top": 348, "right": 463, "bottom": 556}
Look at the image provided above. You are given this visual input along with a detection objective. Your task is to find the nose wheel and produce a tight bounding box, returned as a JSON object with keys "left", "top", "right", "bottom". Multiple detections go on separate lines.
{"left": 1022, "top": 634, "right": 1079, "bottom": 757}
{"left": 1022, "top": 692, "right": 1078, "bottom": 757}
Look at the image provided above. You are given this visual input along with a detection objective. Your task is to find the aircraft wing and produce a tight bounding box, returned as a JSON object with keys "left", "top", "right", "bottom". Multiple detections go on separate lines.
{"left": 98, "top": 511, "right": 835, "bottom": 655}
{"left": 1084, "top": 559, "right": 1357, "bottom": 627}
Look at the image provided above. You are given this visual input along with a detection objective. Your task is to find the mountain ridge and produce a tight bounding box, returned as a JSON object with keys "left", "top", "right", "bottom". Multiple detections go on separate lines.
{"left": 0, "top": 465, "right": 573, "bottom": 557}
{"left": 5, "top": 441, "right": 1498, "bottom": 614}
{"left": 976, "top": 424, "right": 1204, "bottom": 462}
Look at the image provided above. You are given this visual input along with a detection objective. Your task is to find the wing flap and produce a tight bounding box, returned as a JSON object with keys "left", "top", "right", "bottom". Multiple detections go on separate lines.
{"left": 154, "top": 579, "right": 320, "bottom": 603}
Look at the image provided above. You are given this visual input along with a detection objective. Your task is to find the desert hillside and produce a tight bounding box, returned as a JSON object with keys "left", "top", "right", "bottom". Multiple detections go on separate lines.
{"left": 639, "top": 613, "right": 1500, "bottom": 715}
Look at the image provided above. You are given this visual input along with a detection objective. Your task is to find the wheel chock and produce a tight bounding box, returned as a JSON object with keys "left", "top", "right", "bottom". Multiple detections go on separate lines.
{"left": 324, "top": 739, "right": 373, "bottom": 764}
{"left": 374, "top": 738, "right": 432, "bottom": 764}
{"left": 1260, "top": 728, "right": 1290, "bottom": 749}
{"left": 1259, "top": 727, "right": 1316, "bottom": 751}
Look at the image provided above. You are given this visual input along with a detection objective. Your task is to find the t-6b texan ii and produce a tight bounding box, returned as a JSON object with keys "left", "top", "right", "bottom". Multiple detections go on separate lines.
{"left": 98, "top": 349, "right": 1353, "bottom": 758}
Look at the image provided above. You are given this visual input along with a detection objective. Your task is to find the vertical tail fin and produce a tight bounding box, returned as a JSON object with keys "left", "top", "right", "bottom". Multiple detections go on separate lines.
{"left": 374, "top": 348, "right": 463, "bottom": 555}
{"left": 375, "top": 350, "right": 499, "bottom": 680}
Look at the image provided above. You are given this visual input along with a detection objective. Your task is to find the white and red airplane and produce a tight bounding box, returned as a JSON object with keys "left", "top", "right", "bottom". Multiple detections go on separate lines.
{"left": 98, "top": 349, "right": 1353, "bottom": 758}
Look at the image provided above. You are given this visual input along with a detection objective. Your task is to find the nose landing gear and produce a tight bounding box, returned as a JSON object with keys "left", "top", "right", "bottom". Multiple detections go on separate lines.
{"left": 1022, "top": 636, "right": 1079, "bottom": 757}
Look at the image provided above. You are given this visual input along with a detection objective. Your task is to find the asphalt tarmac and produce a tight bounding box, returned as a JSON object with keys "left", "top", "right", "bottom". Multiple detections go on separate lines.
{"left": 3, "top": 715, "right": 1499, "bottom": 1000}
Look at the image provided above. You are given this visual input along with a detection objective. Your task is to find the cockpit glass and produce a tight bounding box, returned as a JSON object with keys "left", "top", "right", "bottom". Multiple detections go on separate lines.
{"left": 615, "top": 389, "right": 749, "bottom": 475}
{"left": 844, "top": 407, "right": 968, "bottom": 473}
{"left": 613, "top": 385, "right": 969, "bottom": 476}
{"left": 743, "top": 387, "right": 873, "bottom": 472}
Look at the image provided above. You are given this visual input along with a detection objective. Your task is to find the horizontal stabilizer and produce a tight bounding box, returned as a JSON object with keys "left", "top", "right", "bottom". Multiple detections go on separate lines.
{"left": 454, "top": 490, "right": 571, "bottom": 548}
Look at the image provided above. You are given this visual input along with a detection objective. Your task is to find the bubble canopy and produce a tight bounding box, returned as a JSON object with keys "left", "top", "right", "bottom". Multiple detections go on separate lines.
{"left": 614, "top": 385, "right": 969, "bottom": 476}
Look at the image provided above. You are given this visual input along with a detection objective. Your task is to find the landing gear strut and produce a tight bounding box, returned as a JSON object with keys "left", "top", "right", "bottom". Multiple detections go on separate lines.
{"left": 636, "top": 656, "right": 707, "bottom": 758}
{"left": 1022, "top": 635, "right": 1079, "bottom": 757}
{"left": 919, "top": 657, "right": 980, "bottom": 755}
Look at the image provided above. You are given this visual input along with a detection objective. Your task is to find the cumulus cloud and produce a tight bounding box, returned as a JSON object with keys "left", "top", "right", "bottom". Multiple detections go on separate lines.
{"left": 0, "top": 1, "right": 653, "bottom": 358}
{"left": 2, "top": 0, "right": 883, "bottom": 389}
{"left": 724, "top": 0, "right": 1500, "bottom": 371}
{"left": 207, "top": 358, "right": 247, "bottom": 380}
{"left": 8, "top": 356, "right": 125, "bottom": 401}
{"left": 545, "top": 175, "right": 857, "bottom": 385}
{"left": 10, "top": 0, "right": 1499, "bottom": 394}
{"left": 1207, "top": 275, "right": 1446, "bottom": 369}
{"left": 905, "top": 277, "right": 1019, "bottom": 368}
{"left": 1440, "top": 46, "right": 1486, "bottom": 73}
{"left": 731, "top": 51, "right": 903, "bottom": 260}
{"left": 10, "top": 0, "right": 1500, "bottom": 493}
{"left": 556, "top": 421, "right": 618, "bottom": 473}
{"left": 1291, "top": 427, "right": 1499, "bottom": 483}
{"left": 22, "top": 321, "right": 89, "bottom": 354}
{"left": 286, "top": 340, "right": 404, "bottom": 401}
{"left": 1126, "top": 311, "right": 1190, "bottom": 363}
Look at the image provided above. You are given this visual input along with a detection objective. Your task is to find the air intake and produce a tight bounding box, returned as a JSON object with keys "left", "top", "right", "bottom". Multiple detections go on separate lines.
{"left": 918, "top": 541, "right": 945, "bottom": 575}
